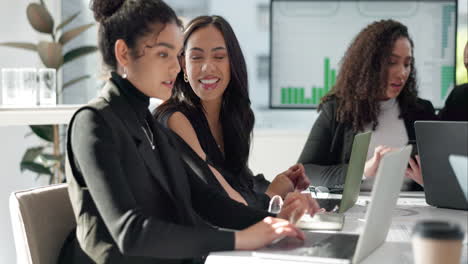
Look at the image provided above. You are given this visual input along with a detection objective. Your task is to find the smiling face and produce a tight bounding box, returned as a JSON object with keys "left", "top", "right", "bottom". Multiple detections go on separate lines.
{"left": 125, "top": 23, "right": 183, "bottom": 100}
{"left": 384, "top": 37, "right": 413, "bottom": 100}
{"left": 183, "top": 25, "right": 231, "bottom": 104}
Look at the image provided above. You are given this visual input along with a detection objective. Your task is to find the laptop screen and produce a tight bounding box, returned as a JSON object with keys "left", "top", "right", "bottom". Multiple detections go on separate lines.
{"left": 270, "top": 0, "right": 457, "bottom": 109}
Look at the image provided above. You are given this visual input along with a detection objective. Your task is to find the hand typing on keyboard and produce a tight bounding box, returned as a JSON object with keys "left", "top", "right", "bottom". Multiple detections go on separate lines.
{"left": 269, "top": 192, "right": 323, "bottom": 224}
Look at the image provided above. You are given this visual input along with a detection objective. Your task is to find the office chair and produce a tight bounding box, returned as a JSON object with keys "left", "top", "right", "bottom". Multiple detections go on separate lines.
{"left": 9, "top": 183, "right": 76, "bottom": 264}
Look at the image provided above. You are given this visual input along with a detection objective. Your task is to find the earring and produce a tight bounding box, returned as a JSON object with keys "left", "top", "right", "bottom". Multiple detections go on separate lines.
{"left": 183, "top": 73, "right": 189, "bottom": 82}
{"left": 122, "top": 68, "right": 128, "bottom": 79}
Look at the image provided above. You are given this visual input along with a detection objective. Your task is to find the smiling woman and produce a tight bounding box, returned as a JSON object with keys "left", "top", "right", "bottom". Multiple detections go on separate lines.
{"left": 155, "top": 15, "right": 313, "bottom": 211}
{"left": 183, "top": 25, "right": 231, "bottom": 102}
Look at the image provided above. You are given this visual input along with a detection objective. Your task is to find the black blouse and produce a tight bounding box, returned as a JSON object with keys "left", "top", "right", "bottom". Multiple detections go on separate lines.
{"left": 439, "top": 83, "right": 468, "bottom": 121}
{"left": 156, "top": 105, "right": 271, "bottom": 210}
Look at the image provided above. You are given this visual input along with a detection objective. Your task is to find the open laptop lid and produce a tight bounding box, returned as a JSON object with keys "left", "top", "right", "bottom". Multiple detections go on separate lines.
{"left": 253, "top": 146, "right": 411, "bottom": 263}
{"left": 449, "top": 155, "right": 468, "bottom": 202}
{"left": 339, "top": 131, "right": 372, "bottom": 213}
{"left": 353, "top": 145, "right": 412, "bottom": 263}
{"left": 415, "top": 121, "right": 468, "bottom": 210}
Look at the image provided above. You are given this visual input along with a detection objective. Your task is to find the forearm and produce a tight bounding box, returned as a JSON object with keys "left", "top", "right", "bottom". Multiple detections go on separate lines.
{"left": 189, "top": 172, "right": 272, "bottom": 230}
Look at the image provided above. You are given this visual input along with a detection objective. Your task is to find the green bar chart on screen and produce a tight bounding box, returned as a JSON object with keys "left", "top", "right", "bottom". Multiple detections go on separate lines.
{"left": 280, "top": 57, "right": 337, "bottom": 106}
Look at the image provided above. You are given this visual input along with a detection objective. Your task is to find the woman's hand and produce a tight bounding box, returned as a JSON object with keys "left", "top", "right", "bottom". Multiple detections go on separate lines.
{"left": 363, "top": 145, "right": 394, "bottom": 179}
{"left": 266, "top": 164, "right": 311, "bottom": 198}
{"left": 234, "top": 217, "right": 304, "bottom": 250}
{"left": 405, "top": 155, "right": 424, "bottom": 186}
{"left": 277, "top": 192, "right": 321, "bottom": 223}
{"left": 266, "top": 171, "right": 294, "bottom": 199}
{"left": 286, "top": 164, "right": 311, "bottom": 191}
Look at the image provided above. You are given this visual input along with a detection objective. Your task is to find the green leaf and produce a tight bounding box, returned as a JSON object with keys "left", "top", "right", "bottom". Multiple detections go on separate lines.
{"left": 63, "top": 46, "right": 98, "bottom": 64}
{"left": 59, "top": 23, "right": 94, "bottom": 45}
{"left": 63, "top": 75, "right": 91, "bottom": 89}
{"left": 56, "top": 11, "right": 80, "bottom": 31}
{"left": 0, "top": 42, "right": 37, "bottom": 51}
{"left": 39, "top": 153, "right": 63, "bottom": 162}
{"left": 21, "top": 147, "right": 44, "bottom": 163}
{"left": 29, "top": 125, "right": 54, "bottom": 142}
{"left": 37, "top": 153, "right": 62, "bottom": 168}
{"left": 37, "top": 41, "right": 63, "bottom": 69}
{"left": 20, "top": 161, "right": 52, "bottom": 175}
{"left": 26, "top": 3, "right": 54, "bottom": 34}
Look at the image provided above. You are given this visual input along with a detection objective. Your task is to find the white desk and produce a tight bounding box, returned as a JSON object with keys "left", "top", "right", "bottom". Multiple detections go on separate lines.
{"left": 207, "top": 193, "right": 468, "bottom": 264}
{"left": 0, "top": 105, "right": 82, "bottom": 183}
{"left": 0, "top": 105, "right": 81, "bottom": 126}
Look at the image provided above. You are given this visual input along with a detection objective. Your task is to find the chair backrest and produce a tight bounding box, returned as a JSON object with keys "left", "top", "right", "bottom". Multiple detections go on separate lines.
{"left": 9, "top": 183, "right": 76, "bottom": 264}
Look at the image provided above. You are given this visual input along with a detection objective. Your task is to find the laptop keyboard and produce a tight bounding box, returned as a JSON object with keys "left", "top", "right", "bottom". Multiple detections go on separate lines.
{"left": 317, "top": 198, "right": 341, "bottom": 211}
{"left": 261, "top": 232, "right": 359, "bottom": 259}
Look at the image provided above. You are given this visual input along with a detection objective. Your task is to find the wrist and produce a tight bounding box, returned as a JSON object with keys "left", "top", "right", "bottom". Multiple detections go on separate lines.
{"left": 234, "top": 231, "right": 245, "bottom": 250}
{"left": 265, "top": 189, "right": 275, "bottom": 198}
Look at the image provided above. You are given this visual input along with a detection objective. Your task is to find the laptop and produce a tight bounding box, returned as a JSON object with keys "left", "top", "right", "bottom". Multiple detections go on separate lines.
{"left": 449, "top": 155, "right": 468, "bottom": 202}
{"left": 254, "top": 145, "right": 412, "bottom": 264}
{"left": 415, "top": 121, "right": 468, "bottom": 210}
{"left": 297, "top": 132, "right": 371, "bottom": 230}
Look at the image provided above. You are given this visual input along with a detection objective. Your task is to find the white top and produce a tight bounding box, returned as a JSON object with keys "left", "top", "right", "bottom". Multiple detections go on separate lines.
{"left": 361, "top": 98, "right": 410, "bottom": 190}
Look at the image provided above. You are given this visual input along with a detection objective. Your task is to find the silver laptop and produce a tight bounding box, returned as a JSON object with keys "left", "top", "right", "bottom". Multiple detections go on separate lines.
{"left": 449, "top": 155, "right": 468, "bottom": 202}
{"left": 254, "top": 145, "right": 412, "bottom": 263}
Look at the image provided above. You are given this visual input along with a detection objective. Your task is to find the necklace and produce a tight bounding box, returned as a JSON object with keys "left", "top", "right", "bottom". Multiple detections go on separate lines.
{"left": 141, "top": 119, "right": 155, "bottom": 150}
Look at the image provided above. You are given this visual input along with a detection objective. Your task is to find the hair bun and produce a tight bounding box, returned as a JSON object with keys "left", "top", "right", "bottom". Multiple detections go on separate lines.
{"left": 90, "top": 0, "right": 125, "bottom": 22}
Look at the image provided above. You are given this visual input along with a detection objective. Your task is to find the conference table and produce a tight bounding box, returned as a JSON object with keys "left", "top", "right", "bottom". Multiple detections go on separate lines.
{"left": 206, "top": 192, "right": 468, "bottom": 264}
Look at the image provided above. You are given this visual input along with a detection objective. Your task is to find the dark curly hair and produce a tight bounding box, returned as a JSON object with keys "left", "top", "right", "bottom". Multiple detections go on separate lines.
{"left": 156, "top": 15, "right": 253, "bottom": 175}
{"left": 320, "top": 19, "right": 419, "bottom": 131}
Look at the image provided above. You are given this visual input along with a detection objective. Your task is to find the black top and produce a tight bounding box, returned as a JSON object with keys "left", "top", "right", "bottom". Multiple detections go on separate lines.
{"left": 59, "top": 74, "right": 270, "bottom": 264}
{"left": 438, "top": 83, "right": 468, "bottom": 121}
{"left": 156, "top": 105, "right": 271, "bottom": 210}
{"left": 298, "top": 97, "right": 436, "bottom": 190}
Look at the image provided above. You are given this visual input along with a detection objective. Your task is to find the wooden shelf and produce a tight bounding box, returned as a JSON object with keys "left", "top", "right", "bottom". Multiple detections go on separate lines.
{"left": 0, "top": 105, "right": 82, "bottom": 126}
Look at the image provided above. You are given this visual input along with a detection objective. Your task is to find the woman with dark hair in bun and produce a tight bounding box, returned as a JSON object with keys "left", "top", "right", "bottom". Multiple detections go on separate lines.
{"left": 59, "top": 0, "right": 315, "bottom": 263}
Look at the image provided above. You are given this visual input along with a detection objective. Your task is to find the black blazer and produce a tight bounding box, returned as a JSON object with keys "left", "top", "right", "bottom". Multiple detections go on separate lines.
{"left": 438, "top": 83, "right": 468, "bottom": 121}
{"left": 59, "top": 81, "right": 269, "bottom": 264}
{"left": 297, "top": 97, "right": 436, "bottom": 189}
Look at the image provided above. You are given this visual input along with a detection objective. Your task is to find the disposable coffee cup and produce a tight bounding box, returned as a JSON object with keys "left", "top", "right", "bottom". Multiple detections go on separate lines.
{"left": 412, "top": 220, "right": 465, "bottom": 264}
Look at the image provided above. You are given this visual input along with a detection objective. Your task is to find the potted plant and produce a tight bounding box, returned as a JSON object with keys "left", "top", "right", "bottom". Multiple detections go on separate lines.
{"left": 0, "top": 1, "right": 97, "bottom": 183}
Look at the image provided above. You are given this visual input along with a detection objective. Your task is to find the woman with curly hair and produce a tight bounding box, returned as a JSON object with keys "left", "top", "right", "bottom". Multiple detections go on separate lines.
{"left": 155, "top": 15, "right": 312, "bottom": 210}
{"left": 298, "top": 19, "right": 436, "bottom": 191}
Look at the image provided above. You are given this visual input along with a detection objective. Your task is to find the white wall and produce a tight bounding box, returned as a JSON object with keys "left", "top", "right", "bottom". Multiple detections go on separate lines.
{"left": 249, "top": 130, "right": 310, "bottom": 181}
{"left": 0, "top": 1, "right": 60, "bottom": 263}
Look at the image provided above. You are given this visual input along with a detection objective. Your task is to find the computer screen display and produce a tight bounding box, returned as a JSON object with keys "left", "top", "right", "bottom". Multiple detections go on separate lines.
{"left": 270, "top": 0, "right": 457, "bottom": 109}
